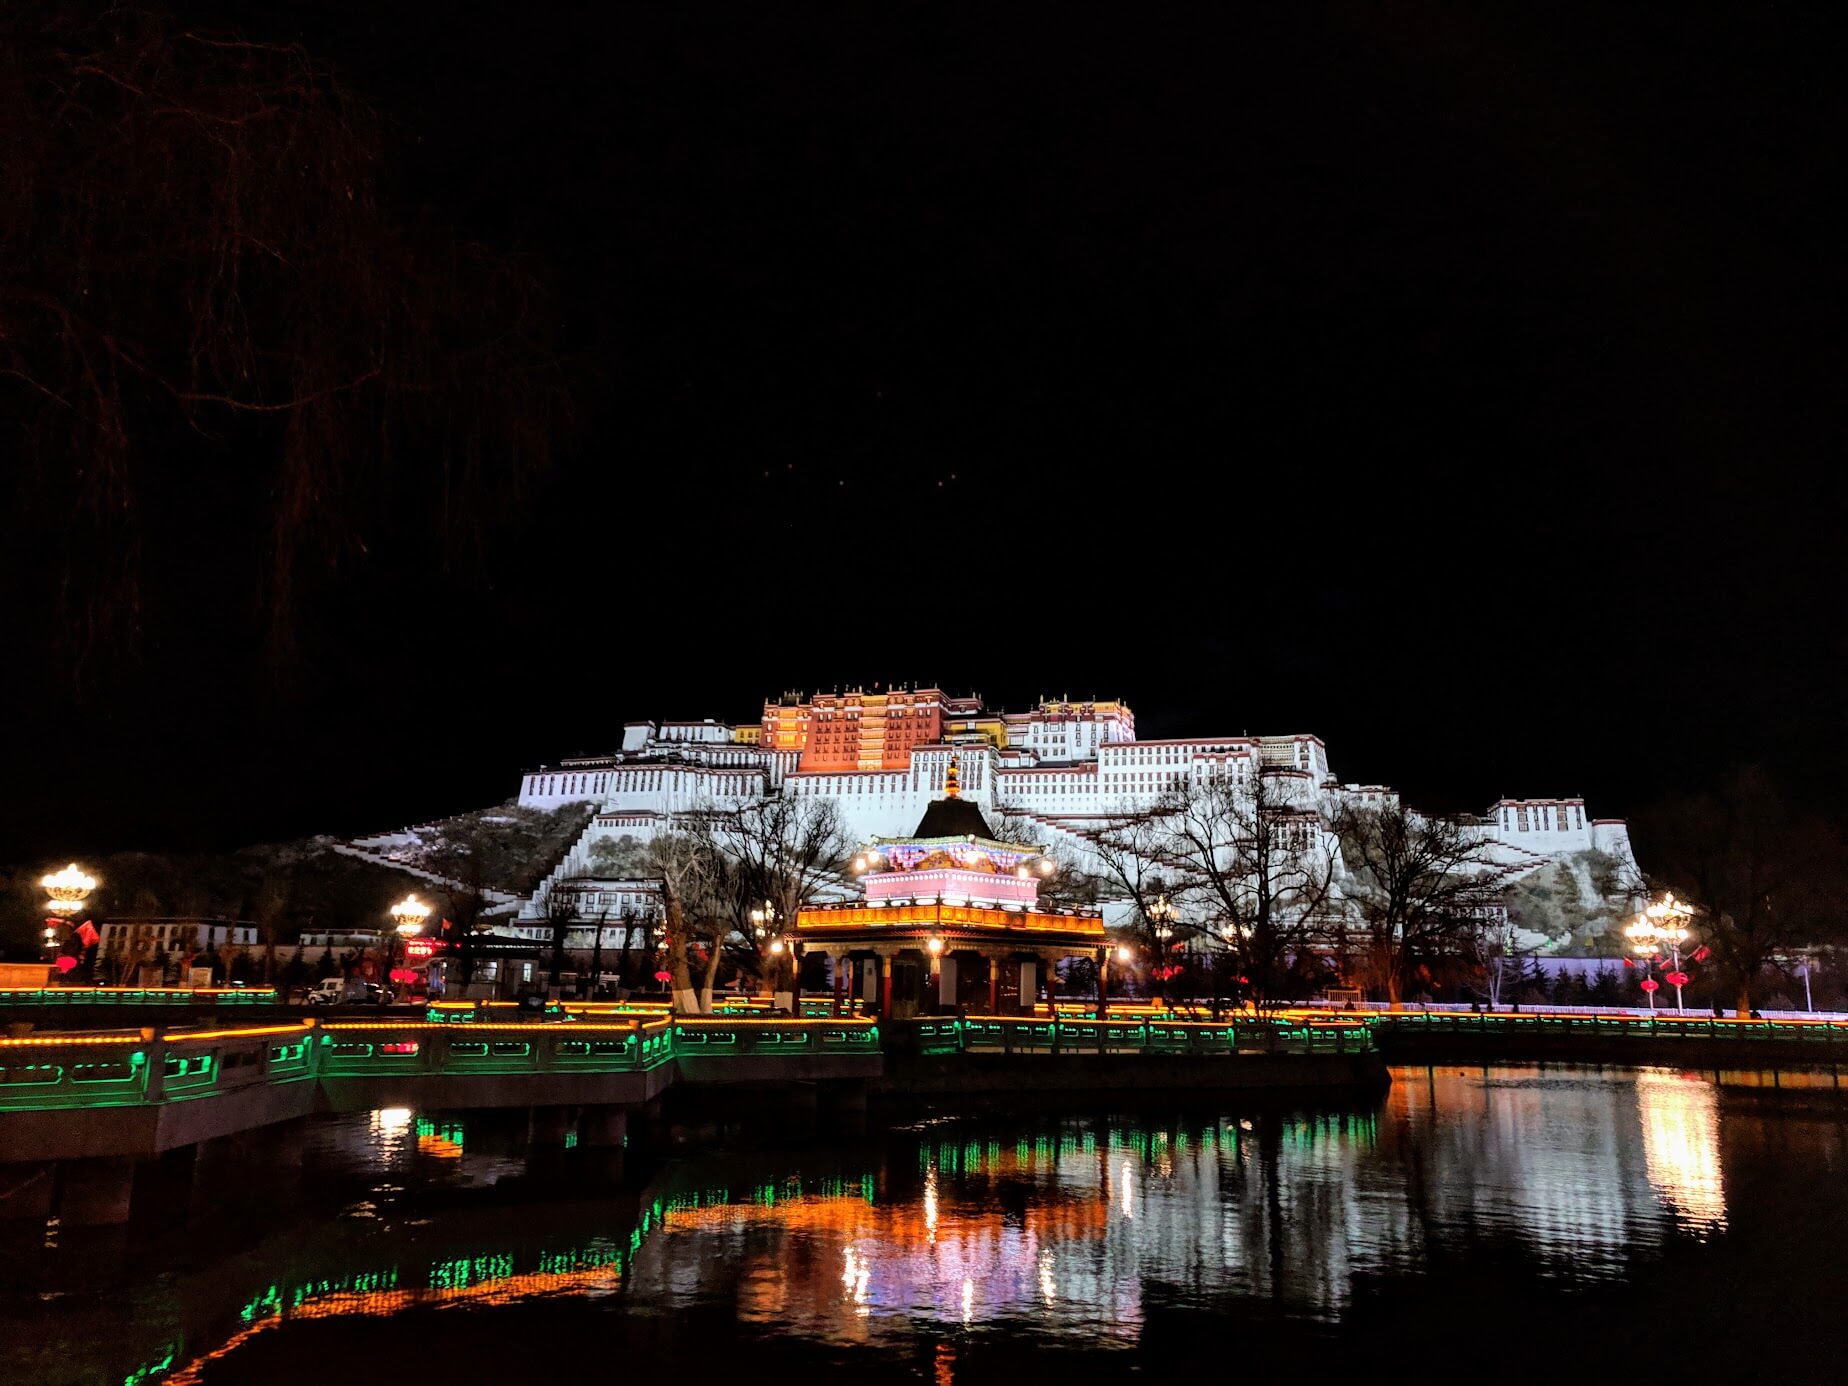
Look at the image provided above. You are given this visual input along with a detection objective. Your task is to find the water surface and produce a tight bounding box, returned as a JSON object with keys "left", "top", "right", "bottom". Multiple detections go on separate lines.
{"left": 4, "top": 1066, "right": 1843, "bottom": 1384}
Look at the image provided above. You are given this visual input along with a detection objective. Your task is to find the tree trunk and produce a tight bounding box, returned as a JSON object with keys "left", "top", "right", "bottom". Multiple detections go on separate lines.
{"left": 1735, "top": 982, "right": 1752, "bottom": 1020}
{"left": 698, "top": 937, "right": 722, "bottom": 1013}
{"left": 663, "top": 896, "right": 699, "bottom": 1014}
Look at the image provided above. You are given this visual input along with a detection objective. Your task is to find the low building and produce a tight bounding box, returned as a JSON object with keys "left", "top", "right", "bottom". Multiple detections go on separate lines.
{"left": 293, "top": 929, "right": 387, "bottom": 967}
{"left": 98, "top": 918, "right": 258, "bottom": 961}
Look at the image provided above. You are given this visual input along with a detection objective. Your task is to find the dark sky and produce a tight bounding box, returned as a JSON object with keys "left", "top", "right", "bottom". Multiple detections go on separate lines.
{"left": 8, "top": 3, "right": 1843, "bottom": 858}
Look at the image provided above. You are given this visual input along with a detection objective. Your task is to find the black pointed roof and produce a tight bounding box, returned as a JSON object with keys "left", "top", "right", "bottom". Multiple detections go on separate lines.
{"left": 911, "top": 794, "right": 999, "bottom": 841}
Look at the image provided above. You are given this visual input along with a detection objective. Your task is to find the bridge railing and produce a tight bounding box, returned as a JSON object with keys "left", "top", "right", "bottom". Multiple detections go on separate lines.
{"left": 317, "top": 1018, "right": 676, "bottom": 1077}
{"left": 916, "top": 1015, "right": 1374, "bottom": 1057}
{"left": 1368, "top": 1012, "right": 1848, "bottom": 1044}
{"left": 672, "top": 1017, "right": 879, "bottom": 1057}
{"left": 0, "top": 1021, "right": 315, "bottom": 1111}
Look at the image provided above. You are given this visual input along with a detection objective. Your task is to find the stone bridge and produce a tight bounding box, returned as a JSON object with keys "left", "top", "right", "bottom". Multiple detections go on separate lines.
{"left": 0, "top": 1015, "right": 882, "bottom": 1224}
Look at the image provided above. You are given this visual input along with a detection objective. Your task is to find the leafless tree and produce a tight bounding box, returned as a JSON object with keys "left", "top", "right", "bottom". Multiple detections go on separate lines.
{"left": 1467, "top": 909, "right": 1527, "bottom": 1011}
{"left": 542, "top": 889, "right": 576, "bottom": 994}
{"left": 252, "top": 874, "right": 292, "bottom": 984}
{"left": 1331, "top": 795, "right": 1491, "bottom": 1006}
{"left": 710, "top": 796, "right": 853, "bottom": 1005}
{"left": 1642, "top": 767, "right": 1844, "bottom": 1017}
{"left": 2, "top": 3, "right": 569, "bottom": 686}
{"left": 1109, "top": 769, "right": 1337, "bottom": 1012}
{"left": 648, "top": 817, "right": 725, "bottom": 1014}
{"left": 429, "top": 830, "right": 493, "bottom": 985}
{"left": 987, "top": 812, "right": 1103, "bottom": 912}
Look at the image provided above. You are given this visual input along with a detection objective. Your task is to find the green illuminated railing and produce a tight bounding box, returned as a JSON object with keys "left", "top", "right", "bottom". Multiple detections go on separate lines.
{"left": 923, "top": 1015, "right": 1374, "bottom": 1057}
{"left": 0, "top": 1023, "right": 317, "bottom": 1112}
{"left": 1366, "top": 1012, "right": 1848, "bottom": 1044}
{"left": 319, "top": 1019, "right": 676, "bottom": 1077}
{"left": 672, "top": 1018, "right": 880, "bottom": 1056}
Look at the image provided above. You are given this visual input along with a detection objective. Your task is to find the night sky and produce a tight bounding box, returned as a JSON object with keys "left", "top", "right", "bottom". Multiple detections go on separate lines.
{"left": 7, "top": 4, "right": 1842, "bottom": 858}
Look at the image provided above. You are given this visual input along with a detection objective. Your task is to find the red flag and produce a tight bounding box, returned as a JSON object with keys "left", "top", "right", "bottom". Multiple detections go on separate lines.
{"left": 76, "top": 920, "right": 99, "bottom": 948}
{"left": 1691, "top": 945, "right": 1711, "bottom": 963}
{"left": 1622, "top": 957, "right": 1635, "bottom": 969}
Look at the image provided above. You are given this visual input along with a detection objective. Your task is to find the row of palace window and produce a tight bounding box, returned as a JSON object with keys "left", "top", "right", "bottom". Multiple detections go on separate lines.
{"left": 1510, "top": 805, "right": 1582, "bottom": 832}
{"left": 536, "top": 772, "right": 610, "bottom": 797}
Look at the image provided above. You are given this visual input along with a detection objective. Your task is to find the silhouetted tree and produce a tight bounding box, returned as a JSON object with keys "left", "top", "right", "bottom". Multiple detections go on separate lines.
{"left": 3, "top": 2, "right": 568, "bottom": 685}
{"left": 1096, "top": 770, "right": 1337, "bottom": 1012}
{"left": 1332, "top": 795, "right": 1489, "bottom": 1006}
{"left": 1641, "top": 767, "right": 1844, "bottom": 1017}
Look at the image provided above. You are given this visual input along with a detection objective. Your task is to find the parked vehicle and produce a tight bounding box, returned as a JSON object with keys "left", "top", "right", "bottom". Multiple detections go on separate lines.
{"left": 305, "top": 978, "right": 392, "bottom": 1006}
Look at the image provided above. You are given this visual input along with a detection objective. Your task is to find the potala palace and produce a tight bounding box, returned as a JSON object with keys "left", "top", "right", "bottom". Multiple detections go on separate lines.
{"left": 476, "top": 688, "right": 1643, "bottom": 949}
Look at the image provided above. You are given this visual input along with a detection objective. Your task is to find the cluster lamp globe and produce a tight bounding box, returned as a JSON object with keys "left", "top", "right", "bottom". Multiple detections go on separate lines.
{"left": 390, "top": 893, "right": 432, "bottom": 937}
{"left": 42, "top": 863, "right": 96, "bottom": 917}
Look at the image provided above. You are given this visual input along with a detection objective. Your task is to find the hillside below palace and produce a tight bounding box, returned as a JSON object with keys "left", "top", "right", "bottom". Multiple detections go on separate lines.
{"left": 500, "top": 688, "right": 1640, "bottom": 936}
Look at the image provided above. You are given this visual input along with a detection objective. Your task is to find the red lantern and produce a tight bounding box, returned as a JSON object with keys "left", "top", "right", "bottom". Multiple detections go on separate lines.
{"left": 653, "top": 969, "right": 673, "bottom": 984}
{"left": 1665, "top": 971, "right": 1690, "bottom": 988}
{"left": 1640, "top": 978, "right": 1660, "bottom": 993}
{"left": 54, "top": 955, "right": 78, "bottom": 974}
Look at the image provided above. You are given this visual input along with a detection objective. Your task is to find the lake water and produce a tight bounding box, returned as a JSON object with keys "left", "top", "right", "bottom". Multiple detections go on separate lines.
{"left": 4, "top": 1065, "right": 1845, "bottom": 1384}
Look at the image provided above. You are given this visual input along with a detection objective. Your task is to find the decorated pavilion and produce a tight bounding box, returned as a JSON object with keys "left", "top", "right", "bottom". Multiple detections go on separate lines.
{"left": 797, "top": 762, "right": 1106, "bottom": 1017}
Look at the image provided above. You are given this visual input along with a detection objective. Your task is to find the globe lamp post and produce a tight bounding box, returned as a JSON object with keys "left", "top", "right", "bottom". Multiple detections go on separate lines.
{"left": 1641, "top": 893, "right": 1695, "bottom": 1014}
{"left": 389, "top": 893, "right": 431, "bottom": 996}
{"left": 41, "top": 864, "right": 97, "bottom": 979}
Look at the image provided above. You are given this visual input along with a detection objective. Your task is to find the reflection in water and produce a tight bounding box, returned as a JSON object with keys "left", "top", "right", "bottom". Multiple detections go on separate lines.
{"left": 1636, "top": 1069, "right": 1726, "bottom": 1232}
{"left": 1, "top": 1066, "right": 1836, "bottom": 1384}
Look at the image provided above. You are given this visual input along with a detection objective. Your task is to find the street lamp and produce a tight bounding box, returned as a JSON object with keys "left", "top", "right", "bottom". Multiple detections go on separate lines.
{"left": 391, "top": 893, "right": 431, "bottom": 936}
{"left": 1637, "top": 893, "right": 1695, "bottom": 1013}
{"left": 42, "top": 864, "right": 96, "bottom": 916}
{"left": 389, "top": 893, "right": 431, "bottom": 994}
{"left": 751, "top": 900, "right": 799, "bottom": 1011}
{"left": 1147, "top": 890, "right": 1176, "bottom": 1008}
{"left": 40, "top": 863, "right": 97, "bottom": 979}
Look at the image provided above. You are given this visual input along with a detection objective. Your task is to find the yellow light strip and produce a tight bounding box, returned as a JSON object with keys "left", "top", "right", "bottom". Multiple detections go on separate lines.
{"left": 170, "top": 1022, "right": 315, "bottom": 1043}
{"left": 0, "top": 1033, "right": 144, "bottom": 1048}
{"left": 674, "top": 1017, "right": 875, "bottom": 1028}
{"left": 321, "top": 1021, "right": 663, "bottom": 1034}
